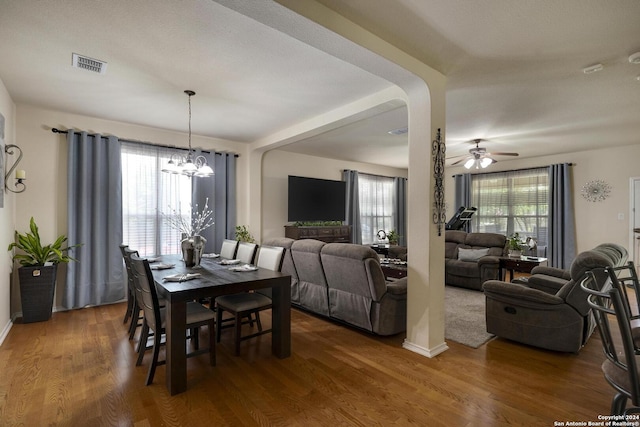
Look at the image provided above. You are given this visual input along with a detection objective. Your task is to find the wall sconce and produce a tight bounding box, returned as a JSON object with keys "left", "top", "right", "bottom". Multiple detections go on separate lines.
{"left": 5, "top": 144, "right": 26, "bottom": 193}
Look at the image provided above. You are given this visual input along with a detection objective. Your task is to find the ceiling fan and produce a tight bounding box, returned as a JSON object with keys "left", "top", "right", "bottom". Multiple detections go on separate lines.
{"left": 449, "top": 139, "right": 519, "bottom": 169}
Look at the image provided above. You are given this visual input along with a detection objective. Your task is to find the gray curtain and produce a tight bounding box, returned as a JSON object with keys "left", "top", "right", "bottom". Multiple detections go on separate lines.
{"left": 393, "top": 177, "right": 407, "bottom": 246}
{"left": 343, "top": 170, "right": 361, "bottom": 244}
{"left": 454, "top": 173, "right": 472, "bottom": 231}
{"left": 212, "top": 152, "right": 237, "bottom": 251}
{"left": 549, "top": 163, "right": 576, "bottom": 268}
{"left": 64, "top": 131, "right": 123, "bottom": 309}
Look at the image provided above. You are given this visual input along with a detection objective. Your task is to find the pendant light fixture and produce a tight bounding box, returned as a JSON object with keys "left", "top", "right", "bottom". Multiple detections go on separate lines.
{"left": 162, "top": 90, "right": 214, "bottom": 177}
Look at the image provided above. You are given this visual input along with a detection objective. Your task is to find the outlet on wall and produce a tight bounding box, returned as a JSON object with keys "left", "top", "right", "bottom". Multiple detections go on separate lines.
{"left": 618, "top": 213, "right": 625, "bottom": 220}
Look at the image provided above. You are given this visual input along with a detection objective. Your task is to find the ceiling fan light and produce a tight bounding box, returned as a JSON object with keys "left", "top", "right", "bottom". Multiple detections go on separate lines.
{"left": 480, "top": 157, "right": 493, "bottom": 168}
{"left": 464, "top": 158, "right": 475, "bottom": 169}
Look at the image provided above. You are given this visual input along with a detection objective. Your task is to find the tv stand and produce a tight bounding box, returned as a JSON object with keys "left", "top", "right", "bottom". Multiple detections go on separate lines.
{"left": 285, "top": 225, "right": 351, "bottom": 243}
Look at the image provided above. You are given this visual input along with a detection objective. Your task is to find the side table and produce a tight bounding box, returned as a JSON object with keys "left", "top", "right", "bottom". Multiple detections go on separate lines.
{"left": 499, "top": 256, "right": 548, "bottom": 282}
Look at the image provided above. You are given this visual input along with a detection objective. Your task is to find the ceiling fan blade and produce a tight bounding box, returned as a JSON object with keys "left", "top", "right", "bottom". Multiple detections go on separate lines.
{"left": 490, "top": 152, "right": 519, "bottom": 156}
{"left": 450, "top": 157, "right": 469, "bottom": 166}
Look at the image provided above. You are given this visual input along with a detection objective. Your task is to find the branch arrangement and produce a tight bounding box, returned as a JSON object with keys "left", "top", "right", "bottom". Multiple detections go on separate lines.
{"left": 162, "top": 198, "right": 214, "bottom": 237}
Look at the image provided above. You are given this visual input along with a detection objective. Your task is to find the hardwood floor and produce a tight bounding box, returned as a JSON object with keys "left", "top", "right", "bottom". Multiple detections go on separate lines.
{"left": 0, "top": 302, "right": 613, "bottom": 426}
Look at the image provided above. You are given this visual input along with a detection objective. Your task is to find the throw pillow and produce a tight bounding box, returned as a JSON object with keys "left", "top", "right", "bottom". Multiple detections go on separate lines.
{"left": 458, "top": 248, "right": 490, "bottom": 262}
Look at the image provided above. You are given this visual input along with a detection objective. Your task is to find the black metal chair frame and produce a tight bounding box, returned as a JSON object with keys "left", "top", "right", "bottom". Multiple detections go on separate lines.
{"left": 582, "top": 270, "right": 640, "bottom": 415}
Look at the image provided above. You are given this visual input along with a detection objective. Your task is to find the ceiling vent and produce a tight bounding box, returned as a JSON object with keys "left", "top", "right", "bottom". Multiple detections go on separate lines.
{"left": 72, "top": 53, "right": 107, "bottom": 74}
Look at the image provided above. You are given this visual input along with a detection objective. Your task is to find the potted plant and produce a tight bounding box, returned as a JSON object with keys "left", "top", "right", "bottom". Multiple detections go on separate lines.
{"left": 507, "top": 232, "right": 523, "bottom": 258}
{"left": 235, "top": 225, "right": 256, "bottom": 243}
{"left": 386, "top": 230, "right": 400, "bottom": 246}
{"left": 8, "top": 217, "right": 80, "bottom": 323}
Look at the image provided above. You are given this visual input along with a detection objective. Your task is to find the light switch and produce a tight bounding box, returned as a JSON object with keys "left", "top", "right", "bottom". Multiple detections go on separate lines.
{"left": 618, "top": 213, "right": 625, "bottom": 220}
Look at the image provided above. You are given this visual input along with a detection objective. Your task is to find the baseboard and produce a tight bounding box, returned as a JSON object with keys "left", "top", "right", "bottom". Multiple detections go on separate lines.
{"left": 0, "top": 317, "right": 13, "bottom": 347}
{"left": 402, "top": 338, "right": 449, "bottom": 358}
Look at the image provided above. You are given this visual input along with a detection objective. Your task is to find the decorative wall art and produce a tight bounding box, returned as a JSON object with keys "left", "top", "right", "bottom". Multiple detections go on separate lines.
{"left": 432, "top": 128, "right": 446, "bottom": 235}
{"left": 581, "top": 179, "right": 611, "bottom": 202}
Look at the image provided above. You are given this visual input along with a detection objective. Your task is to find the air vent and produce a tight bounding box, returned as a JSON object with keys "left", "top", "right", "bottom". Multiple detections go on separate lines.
{"left": 387, "top": 126, "right": 408, "bottom": 136}
{"left": 72, "top": 53, "right": 107, "bottom": 74}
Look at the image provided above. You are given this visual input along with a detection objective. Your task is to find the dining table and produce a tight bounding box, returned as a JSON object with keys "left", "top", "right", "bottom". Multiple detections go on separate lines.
{"left": 150, "top": 254, "right": 291, "bottom": 395}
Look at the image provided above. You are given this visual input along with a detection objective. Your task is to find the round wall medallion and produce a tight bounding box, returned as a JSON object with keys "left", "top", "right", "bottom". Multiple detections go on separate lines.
{"left": 581, "top": 179, "right": 611, "bottom": 202}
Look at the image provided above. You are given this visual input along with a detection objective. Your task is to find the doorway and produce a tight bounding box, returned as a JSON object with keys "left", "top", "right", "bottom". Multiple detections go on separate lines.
{"left": 629, "top": 177, "right": 640, "bottom": 270}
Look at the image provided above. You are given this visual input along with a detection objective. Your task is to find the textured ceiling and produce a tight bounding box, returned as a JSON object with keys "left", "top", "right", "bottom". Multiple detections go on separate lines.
{"left": 0, "top": 0, "right": 639, "bottom": 169}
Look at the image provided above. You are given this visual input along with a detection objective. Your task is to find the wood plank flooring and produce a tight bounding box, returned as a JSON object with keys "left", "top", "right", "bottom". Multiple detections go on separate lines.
{"left": 0, "top": 302, "right": 614, "bottom": 426}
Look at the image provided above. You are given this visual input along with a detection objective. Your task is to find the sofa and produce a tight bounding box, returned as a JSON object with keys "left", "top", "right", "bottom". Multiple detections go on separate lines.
{"left": 482, "top": 243, "right": 628, "bottom": 352}
{"left": 263, "top": 237, "right": 407, "bottom": 335}
{"left": 445, "top": 230, "right": 507, "bottom": 290}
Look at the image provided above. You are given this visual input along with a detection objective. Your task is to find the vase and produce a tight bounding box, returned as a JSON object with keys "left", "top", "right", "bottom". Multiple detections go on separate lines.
{"left": 181, "top": 235, "right": 207, "bottom": 267}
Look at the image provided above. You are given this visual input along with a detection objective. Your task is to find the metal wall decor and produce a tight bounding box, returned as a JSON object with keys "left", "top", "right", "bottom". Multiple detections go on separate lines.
{"left": 432, "top": 128, "right": 446, "bottom": 235}
{"left": 581, "top": 179, "right": 611, "bottom": 202}
{"left": 5, "top": 144, "right": 26, "bottom": 194}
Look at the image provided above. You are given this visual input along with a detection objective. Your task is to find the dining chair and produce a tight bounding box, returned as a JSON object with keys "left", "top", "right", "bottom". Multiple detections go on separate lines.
{"left": 119, "top": 244, "right": 135, "bottom": 325}
{"left": 220, "top": 239, "right": 239, "bottom": 259}
{"left": 215, "top": 245, "right": 285, "bottom": 356}
{"left": 236, "top": 242, "right": 258, "bottom": 264}
{"left": 129, "top": 254, "right": 216, "bottom": 385}
{"left": 122, "top": 247, "right": 145, "bottom": 341}
{"left": 581, "top": 271, "right": 640, "bottom": 415}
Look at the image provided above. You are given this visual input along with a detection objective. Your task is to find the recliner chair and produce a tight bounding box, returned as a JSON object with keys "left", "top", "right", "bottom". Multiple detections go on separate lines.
{"left": 525, "top": 243, "right": 628, "bottom": 294}
{"left": 483, "top": 243, "right": 628, "bottom": 352}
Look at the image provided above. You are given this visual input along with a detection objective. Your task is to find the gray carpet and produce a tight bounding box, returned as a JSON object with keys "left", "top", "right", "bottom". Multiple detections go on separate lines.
{"left": 445, "top": 286, "right": 495, "bottom": 348}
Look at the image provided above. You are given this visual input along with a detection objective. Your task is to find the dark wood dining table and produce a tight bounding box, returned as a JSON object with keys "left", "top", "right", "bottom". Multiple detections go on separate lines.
{"left": 151, "top": 255, "right": 291, "bottom": 395}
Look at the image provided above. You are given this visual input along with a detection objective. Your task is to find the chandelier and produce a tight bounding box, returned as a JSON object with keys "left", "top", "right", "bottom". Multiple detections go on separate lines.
{"left": 162, "top": 90, "right": 214, "bottom": 177}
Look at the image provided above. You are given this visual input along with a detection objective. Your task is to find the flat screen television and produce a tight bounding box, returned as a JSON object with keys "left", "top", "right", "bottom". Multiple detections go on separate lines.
{"left": 288, "top": 175, "right": 346, "bottom": 222}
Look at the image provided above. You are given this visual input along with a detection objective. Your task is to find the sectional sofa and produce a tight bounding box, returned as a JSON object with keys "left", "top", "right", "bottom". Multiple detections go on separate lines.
{"left": 263, "top": 237, "right": 407, "bottom": 335}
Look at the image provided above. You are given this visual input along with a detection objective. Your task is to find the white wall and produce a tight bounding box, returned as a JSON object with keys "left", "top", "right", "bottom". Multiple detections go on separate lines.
{"left": 12, "top": 103, "right": 249, "bottom": 315}
{"left": 0, "top": 77, "right": 16, "bottom": 342}
{"left": 261, "top": 149, "right": 408, "bottom": 241}
{"left": 445, "top": 143, "right": 640, "bottom": 256}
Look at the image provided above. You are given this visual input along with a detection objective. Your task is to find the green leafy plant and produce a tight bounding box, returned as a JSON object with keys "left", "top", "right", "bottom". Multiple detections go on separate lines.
{"left": 507, "top": 232, "right": 523, "bottom": 251}
{"left": 8, "top": 217, "right": 81, "bottom": 267}
{"left": 386, "top": 230, "right": 400, "bottom": 245}
{"left": 235, "top": 225, "right": 256, "bottom": 243}
{"left": 293, "top": 221, "right": 343, "bottom": 226}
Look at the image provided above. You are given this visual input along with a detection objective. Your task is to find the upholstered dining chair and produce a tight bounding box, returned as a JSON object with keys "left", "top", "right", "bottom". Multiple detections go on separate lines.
{"left": 129, "top": 254, "right": 216, "bottom": 385}
{"left": 220, "top": 239, "right": 239, "bottom": 259}
{"left": 215, "top": 245, "right": 285, "bottom": 356}
{"left": 122, "top": 247, "right": 144, "bottom": 341}
{"left": 581, "top": 270, "right": 640, "bottom": 415}
{"left": 119, "top": 244, "right": 135, "bottom": 325}
{"left": 236, "top": 242, "right": 258, "bottom": 264}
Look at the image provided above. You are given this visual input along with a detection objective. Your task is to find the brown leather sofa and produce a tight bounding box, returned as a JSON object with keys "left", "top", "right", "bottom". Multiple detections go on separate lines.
{"left": 444, "top": 230, "right": 507, "bottom": 291}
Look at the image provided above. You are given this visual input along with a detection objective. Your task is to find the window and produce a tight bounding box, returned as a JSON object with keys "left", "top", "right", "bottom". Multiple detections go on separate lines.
{"left": 358, "top": 173, "right": 396, "bottom": 244}
{"left": 471, "top": 168, "right": 548, "bottom": 247}
{"left": 121, "top": 142, "right": 191, "bottom": 256}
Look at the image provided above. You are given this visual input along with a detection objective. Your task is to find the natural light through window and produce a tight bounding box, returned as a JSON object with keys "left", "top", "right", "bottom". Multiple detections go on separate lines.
{"left": 471, "top": 168, "right": 548, "bottom": 248}
{"left": 121, "top": 143, "right": 192, "bottom": 256}
{"left": 358, "top": 174, "right": 395, "bottom": 244}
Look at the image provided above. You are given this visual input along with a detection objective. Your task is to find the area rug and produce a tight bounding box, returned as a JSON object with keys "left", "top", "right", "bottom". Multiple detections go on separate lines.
{"left": 445, "top": 286, "right": 495, "bottom": 348}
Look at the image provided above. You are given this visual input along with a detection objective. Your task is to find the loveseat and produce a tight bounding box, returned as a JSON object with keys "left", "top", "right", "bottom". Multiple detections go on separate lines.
{"left": 263, "top": 237, "right": 407, "bottom": 335}
{"left": 445, "top": 230, "right": 507, "bottom": 290}
{"left": 482, "top": 243, "right": 628, "bottom": 352}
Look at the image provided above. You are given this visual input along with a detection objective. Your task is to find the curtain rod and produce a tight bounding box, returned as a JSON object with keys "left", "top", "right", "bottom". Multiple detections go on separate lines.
{"left": 51, "top": 128, "right": 239, "bottom": 157}
{"left": 451, "top": 163, "right": 574, "bottom": 178}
